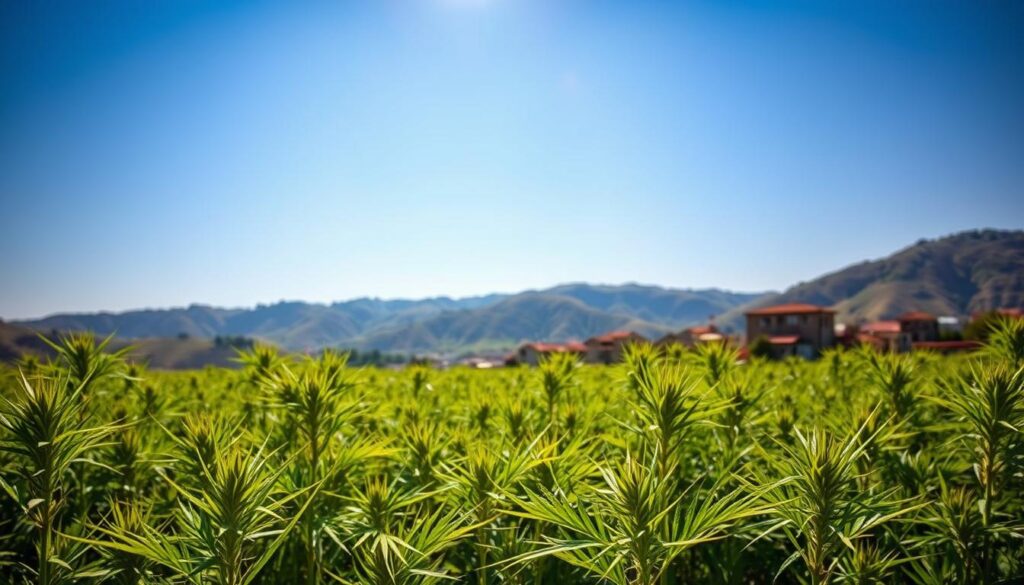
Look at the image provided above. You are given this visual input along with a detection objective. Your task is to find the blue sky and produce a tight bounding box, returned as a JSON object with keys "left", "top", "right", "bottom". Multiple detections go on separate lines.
{"left": 1, "top": 0, "right": 1022, "bottom": 319}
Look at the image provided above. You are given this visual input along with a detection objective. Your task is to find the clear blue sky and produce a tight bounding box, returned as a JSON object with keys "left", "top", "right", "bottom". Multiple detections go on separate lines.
{"left": 1, "top": 0, "right": 1022, "bottom": 319}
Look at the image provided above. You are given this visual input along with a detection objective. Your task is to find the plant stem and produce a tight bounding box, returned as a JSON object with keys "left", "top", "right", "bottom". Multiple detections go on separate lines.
{"left": 39, "top": 501, "right": 51, "bottom": 585}
{"left": 981, "top": 452, "right": 994, "bottom": 584}
{"left": 39, "top": 448, "right": 54, "bottom": 585}
{"left": 306, "top": 421, "right": 321, "bottom": 585}
{"left": 477, "top": 524, "right": 488, "bottom": 585}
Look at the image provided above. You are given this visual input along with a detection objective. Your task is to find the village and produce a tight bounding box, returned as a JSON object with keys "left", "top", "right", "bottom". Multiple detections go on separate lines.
{"left": 500, "top": 303, "right": 1023, "bottom": 366}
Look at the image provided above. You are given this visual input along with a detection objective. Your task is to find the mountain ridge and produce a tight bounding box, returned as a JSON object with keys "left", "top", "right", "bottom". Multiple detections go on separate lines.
{"left": 10, "top": 229, "right": 1023, "bottom": 357}
{"left": 13, "top": 284, "right": 762, "bottom": 354}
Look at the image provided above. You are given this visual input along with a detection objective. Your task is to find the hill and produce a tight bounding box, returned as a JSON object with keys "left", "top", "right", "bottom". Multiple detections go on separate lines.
{"left": 353, "top": 293, "right": 674, "bottom": 354}
{"left": 542, "top": 284, "right": 761, "bottom": 326}
{"left": 14, "top": 229, "right": 1019, "bottom": 357}
{"left": 0, "top": 321, "right": 246, "bottom": 369}
{"left": 14, "top": 295, "right": 506, "bottom": 352}
{"left": 718, "top": 229, "right": 1024, "bottom": 329}
{"left": 14, "top": 285, "right": 762, "bottom": 354}
{"left": 0, "top": 321, "right": 57, "bottom": 362}
{"left": 351, "top": 286, "right": 761, "bottom": 354}
{"left": 117, "top": 337, "right": 247, "bottom": 370}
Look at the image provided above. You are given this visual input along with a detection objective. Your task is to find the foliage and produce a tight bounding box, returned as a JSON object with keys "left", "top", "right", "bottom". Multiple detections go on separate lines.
{"left": 0, "top": 335, "right": 1022, "bottom": 584}
{"left": 750, "top": 335, "right": 774, "bottom": 359}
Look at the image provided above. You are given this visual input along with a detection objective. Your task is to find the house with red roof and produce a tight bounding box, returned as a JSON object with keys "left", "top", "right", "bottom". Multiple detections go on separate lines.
{"left": 583, "top": 330, "right": 647, "bottom": 364}
{"left": 515, "top": 341, "right": 586, "bottom": 367}
{"left": 656, "top": 323, "right": 724, "bottom": 348}
{"left": 847, "top": 313, "right": 983, "bottom": 354}
{"left": 896, "top": 311, "right": 940, "bottom": 343}
{"left": 745, "top": 303, "right": 836, "bottom": 359}
{"left": 857, "top": 320, "right": 912, "bottom": 353}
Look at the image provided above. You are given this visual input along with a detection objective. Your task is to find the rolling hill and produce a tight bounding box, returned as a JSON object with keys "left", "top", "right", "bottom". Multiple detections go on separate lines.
{"left": 350, "top": 286, "right": 762, "bottom": 353}
{"left": 0, "top": 321, "right": 244, "bottom": 369}
{"left": 8, "top": 228, "right": 1022, "bottom": 361}
{"left": 352, "top": 294, "right": 671, "bottom": 354}
{"left": 0, "top": 321, "right": 57, "bottom": 363}
{"left": 13, "top": 295, "right": 506, "bottom": 352}
{"left": 717, "top": 229, "right": 1024, "bottom": 329}
{"left": 12, "top": 286, "right": 762, "bottom": 355}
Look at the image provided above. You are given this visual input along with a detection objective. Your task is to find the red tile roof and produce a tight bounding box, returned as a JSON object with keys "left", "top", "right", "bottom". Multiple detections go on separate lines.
{"left": 746, "top": 303, "right": 836, "bottom": 316}
{"left": 587, "top": 331, "right": 637, "bottom": 344}
{"left": 686, "top": 324, "right": 719, "bottom": 336}
{"left": 768, "top": 335, "right": 800, "bottom": 345}
{"left": 523, "top": 341, "right": 585, "bottom": 353}
{"left": 897, "top": 311, "right": 936, "bottom": 322}
{"left": 564, "top": 341, "right": 587, "bottom": 352}
{"left": 860, "top": 320, "right": 901, "bottom": 334}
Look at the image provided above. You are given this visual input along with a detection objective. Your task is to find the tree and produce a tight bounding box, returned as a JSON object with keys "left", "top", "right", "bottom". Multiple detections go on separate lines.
{"left": 750, "top": 335, "right": 773, "bottom": 359}
{"left": 964, "top": 311, "right": 1006, "bottom": 341}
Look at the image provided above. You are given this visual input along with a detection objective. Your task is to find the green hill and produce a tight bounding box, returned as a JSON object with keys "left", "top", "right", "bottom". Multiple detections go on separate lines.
{"left": 14, "top": 285, "right": 761, "bottom": 354}
{"left": 13, "top": 229, "right": 1019, "bottom": 357}
{"left": 353, "top": 294, "right": 674, "bottom": 354}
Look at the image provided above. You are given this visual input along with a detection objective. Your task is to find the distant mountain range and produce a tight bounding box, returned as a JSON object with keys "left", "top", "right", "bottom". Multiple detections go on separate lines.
{"left": 6, "top": 228, "right": 1023, "bottom": 360}
{"left": 348, "top": 285, "right": 762, "bottom": 354}
{"left": 11, "top": 285, "right": 761, "bottom": 355}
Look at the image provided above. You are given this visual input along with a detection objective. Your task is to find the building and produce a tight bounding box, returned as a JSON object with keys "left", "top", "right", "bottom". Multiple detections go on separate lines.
{"left": 937, "top": 316, "right": 962, "bottom": 338}
{"left": 843, "top": 312, "right": 977, "bottom": 354}
{"left": 745, "top": 303, "right": 836, "bottom": 359}
{"left": 833, "top": 322, "right": 856, "bottom": 347}
{"left": 896, "top": 311, "right": 939, "bottom": 343}
{"left": 656, "top": 324, "right": 723, "bottom": 348}
{"left": 515, "top": 341, "right": 586, "bottom": 367}
{"left": 583, "top": 331, "right": 647, "bottom": 364}
{"left": 457, "top": 356, "right": 506, "bottom": 369}
{"left": 857, "top": 321, "right": 911, "bottom": 353}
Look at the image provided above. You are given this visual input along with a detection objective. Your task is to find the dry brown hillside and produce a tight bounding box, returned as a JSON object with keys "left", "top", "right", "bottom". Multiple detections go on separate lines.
{"left": 719, "top": 229, "right": 1024, "bottom": 328}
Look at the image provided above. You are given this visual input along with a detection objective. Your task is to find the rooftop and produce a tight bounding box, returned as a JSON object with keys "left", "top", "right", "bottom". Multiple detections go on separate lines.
{"left": 861, "top": 320, "right": 902, "bottom": 334}
{"left": 745, "top": 303, "right": 836, "bottom": 316}
{"left": 897, "top": 311, "right": 936, "bottom": 322}
{"left": 587, "top": 330, "right": 638, "bottom": 344}
{"left": 523, "top": 341, "right": 585, "bottom": 353}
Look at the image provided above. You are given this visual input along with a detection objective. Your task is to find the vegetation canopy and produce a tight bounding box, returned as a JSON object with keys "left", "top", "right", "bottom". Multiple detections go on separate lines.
{"left": 1, "top": 324, "right": 1023, "bottom": 584}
